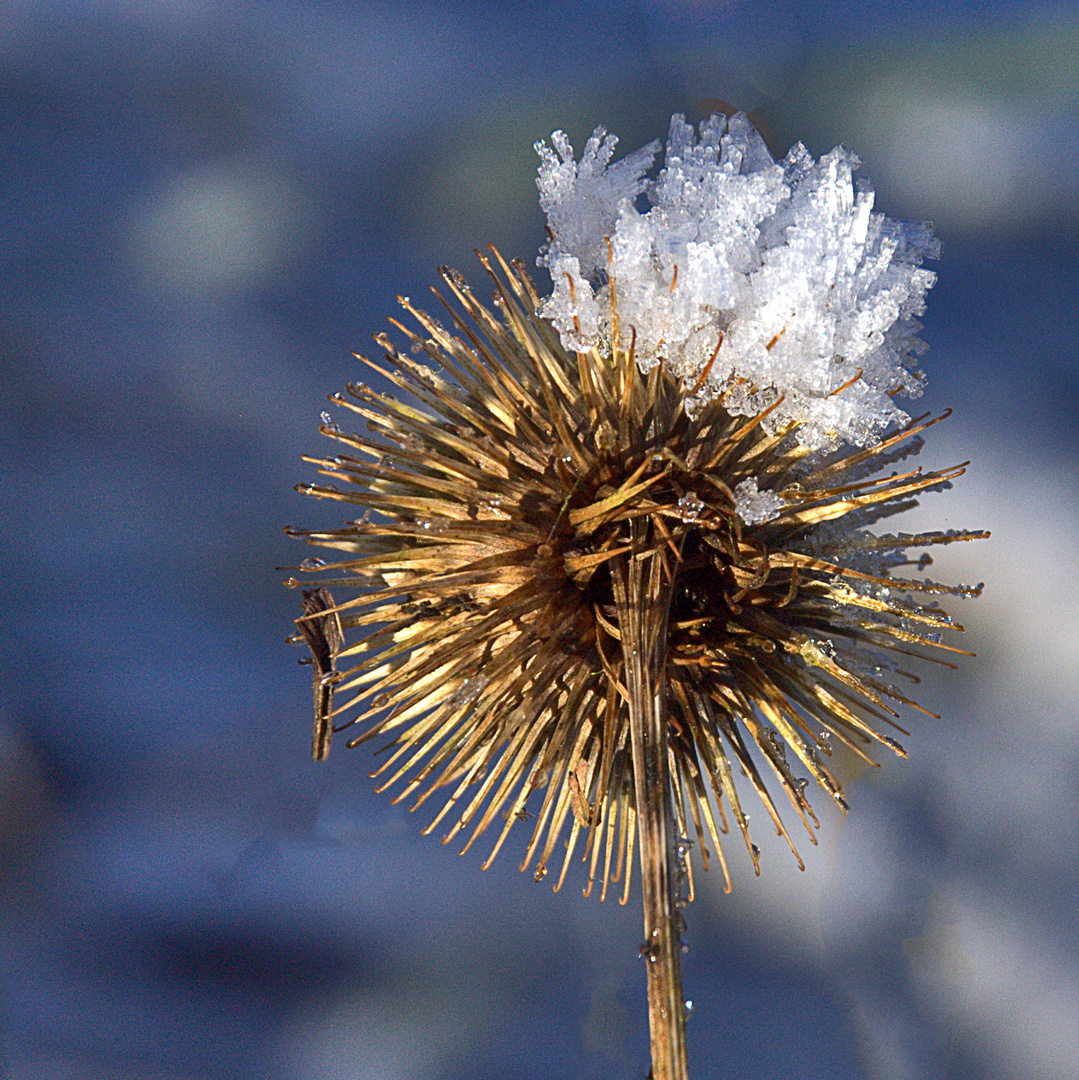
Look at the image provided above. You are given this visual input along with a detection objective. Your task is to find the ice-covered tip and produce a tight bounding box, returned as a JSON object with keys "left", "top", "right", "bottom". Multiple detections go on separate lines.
{"left": 535, "top": 113, "right": 941, "bottom": 452}
{"left": 733, "top": 478, "right": 784, "bottom": 526}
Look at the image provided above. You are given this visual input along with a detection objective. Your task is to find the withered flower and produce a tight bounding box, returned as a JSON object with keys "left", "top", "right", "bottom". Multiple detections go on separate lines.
{"left": 286, "top": 114, "right": 985, "bottom": 1080}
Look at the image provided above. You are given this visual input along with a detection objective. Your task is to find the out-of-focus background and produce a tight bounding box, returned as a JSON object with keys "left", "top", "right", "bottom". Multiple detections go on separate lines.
{"left": 2, "top": 2, "right": 1077, "bottom": 1078}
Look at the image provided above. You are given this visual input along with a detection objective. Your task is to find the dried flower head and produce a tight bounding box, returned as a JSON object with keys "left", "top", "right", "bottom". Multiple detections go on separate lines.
{"left": 286, "top": 113, "right": 985, "bottom": 1079}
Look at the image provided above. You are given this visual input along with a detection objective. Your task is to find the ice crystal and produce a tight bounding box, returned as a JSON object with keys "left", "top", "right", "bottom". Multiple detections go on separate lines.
{"left": 536, "top": 113, "right": 941, "bottom": 451}
{"left": 732, "top": 477, "right": 784, "bottom": 525}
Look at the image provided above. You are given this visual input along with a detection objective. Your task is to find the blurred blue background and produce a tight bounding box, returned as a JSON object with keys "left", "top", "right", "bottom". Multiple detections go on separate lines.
{"left": 2, "top": 2, "right": 1078, "bottom": 1078}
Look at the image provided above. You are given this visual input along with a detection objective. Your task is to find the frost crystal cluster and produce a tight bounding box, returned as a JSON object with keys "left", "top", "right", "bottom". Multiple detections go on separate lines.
{"left": 537, "top": 113, "right": 941, "bottom": 451}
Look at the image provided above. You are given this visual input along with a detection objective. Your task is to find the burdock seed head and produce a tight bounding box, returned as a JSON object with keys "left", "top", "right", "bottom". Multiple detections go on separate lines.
{"left": 285, "top": 114, "right": 986, "bottom": 902}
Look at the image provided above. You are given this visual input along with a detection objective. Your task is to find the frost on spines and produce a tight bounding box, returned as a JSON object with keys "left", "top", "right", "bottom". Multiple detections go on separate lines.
{"left": 535, "top": 112, "right": 940, "bottom": 452}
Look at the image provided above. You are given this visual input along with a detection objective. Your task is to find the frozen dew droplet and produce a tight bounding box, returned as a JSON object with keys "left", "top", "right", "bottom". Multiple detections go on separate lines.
{"left": 450, "top": 674, "right": 488, "bottom": 708}
{"left": 300, "top": 557, "right": 326, "bottom": 570}
{"left": 594, "top": 420, "right": 616, "bottom": 452}
{"left": 639, "top": 935, "right": 660, "bottom": 964}
{"left": 674, "top": 835, "right": 693, "bottom": 908}
{"left": 684, "top": 1000, "right": 695, "bottom": 1020}
{"left": 677, "top": 492, "right": 705, "bottom": 522}
{"left": 320, "top": 411, "right": 341, "bottom": 433}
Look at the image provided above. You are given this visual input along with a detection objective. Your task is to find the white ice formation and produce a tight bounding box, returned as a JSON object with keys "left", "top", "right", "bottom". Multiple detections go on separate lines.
{"left": 732, "top": 478, "right": 785, "bottom": 525}
{"left": 535, "top": 113, "right": 940, "bottom": 451}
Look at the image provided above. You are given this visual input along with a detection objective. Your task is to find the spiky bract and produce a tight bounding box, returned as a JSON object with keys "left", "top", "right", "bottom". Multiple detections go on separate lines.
{"left": 287, "top": 249, "right": 984, "bottom": 899}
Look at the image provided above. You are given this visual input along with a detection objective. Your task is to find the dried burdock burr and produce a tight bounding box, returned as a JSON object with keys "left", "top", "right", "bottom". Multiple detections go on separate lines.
{"left": 286, "top": 113, "right": 986, "bottom": 1080}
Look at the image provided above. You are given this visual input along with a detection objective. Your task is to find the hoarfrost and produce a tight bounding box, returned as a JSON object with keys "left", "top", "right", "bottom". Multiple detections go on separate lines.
{"left": 535, "top": 127, "right": 660, "bottom": 281}
{"left": 733, "top": 478, "right": 784, "bottom": 525}
{"left": 535, "top": 113, "right": 940, "bottom": 450}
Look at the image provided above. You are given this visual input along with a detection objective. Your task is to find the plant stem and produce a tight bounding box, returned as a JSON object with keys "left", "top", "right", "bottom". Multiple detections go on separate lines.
{"left": 612, "top": 527, "right": 689, "bottom": 1080}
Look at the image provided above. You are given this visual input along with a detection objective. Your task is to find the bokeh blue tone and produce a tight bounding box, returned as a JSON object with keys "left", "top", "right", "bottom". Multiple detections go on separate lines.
{"left": 3, "top": 2, "right": 1078, "bottom": 1078}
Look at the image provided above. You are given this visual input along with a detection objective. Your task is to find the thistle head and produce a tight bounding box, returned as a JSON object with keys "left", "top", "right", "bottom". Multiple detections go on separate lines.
{"left": 286, "top": 113, "right": 985, "bottom": 898}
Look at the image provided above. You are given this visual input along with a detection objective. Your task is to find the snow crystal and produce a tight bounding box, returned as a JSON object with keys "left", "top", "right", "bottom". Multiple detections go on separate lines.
{"left": 535, "top": 127, "right": 661, "bottom": 281}
{"left": 535, "top": 113, "right": 940, "bottom": 450}
{"left": 733, "top": 478, "right": 784, "bottom": 525}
